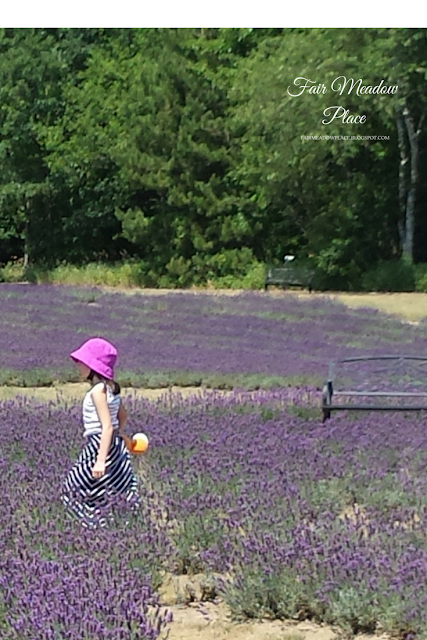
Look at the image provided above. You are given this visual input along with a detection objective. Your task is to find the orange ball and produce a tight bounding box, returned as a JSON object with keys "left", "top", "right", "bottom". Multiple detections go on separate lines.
{"left": 131, "top": 432, "right": 149, "bottom": 454}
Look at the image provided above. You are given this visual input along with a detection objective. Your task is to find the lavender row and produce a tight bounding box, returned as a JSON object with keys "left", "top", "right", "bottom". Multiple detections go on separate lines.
{"left": 1, "top": 284, "right": 425, "bottom": 385}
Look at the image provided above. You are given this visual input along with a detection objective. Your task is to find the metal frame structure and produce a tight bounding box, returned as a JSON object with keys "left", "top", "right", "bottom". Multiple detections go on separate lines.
{"left": 322, "top": 355, "right": 427, "bottom": 422}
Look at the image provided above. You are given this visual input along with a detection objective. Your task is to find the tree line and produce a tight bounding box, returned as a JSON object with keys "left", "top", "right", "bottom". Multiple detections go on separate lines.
{"left": 0, "top": 28, "right": 426, "bottom": 289}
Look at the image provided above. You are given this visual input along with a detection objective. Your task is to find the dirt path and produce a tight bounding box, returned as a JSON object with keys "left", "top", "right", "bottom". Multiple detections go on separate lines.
{"left": 318, "top": 292, "right": 427, "bottom": 323}
{"left": 160, "top": 599, "right": 389, "bottom": 640}
{"left": 0, "top": 383, "right": 233, "bottom": 403}
{"left": 163, "top": 602, "right": 340, "bottom": 640}
{"left": 273, "top": 290, "right": 426, "bottom": 323}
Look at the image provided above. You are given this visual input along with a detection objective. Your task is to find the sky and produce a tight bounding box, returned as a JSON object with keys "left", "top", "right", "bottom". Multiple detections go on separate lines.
{"left": 2, "top": 4, "right": 426, "bottom": 28}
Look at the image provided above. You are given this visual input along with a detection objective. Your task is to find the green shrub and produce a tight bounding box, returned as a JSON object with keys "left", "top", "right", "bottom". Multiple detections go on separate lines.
{"left": 1, "top": 260, "right": 26, "bottom": 282}
{"left": 361, "top": 260, "right": 415, "bottom": 292}
{"left": 160, "top": 250, "right": 266, "bottom": 289}
{"left": 225, "top": 567, "right": 321, "bottom": 621}
{"left": 308, "top": 266, "right": 364, "bottom": 292}
{"left": 0, "top": 255, "right": 267, "bottom": 291}
{"left": 0, "top": 261, "right": 152, "bottom": 288}
{"left": 210, "top": 262, "right": 266, "bottom": 290}
{"left": 325, "top": 585, "right": 380, "bottom": 634}
{"left": 415, "top": 263, "right": 427, "bottom": 292}
{"left": 49, "top": 262, "right": 148, "bottom": 288}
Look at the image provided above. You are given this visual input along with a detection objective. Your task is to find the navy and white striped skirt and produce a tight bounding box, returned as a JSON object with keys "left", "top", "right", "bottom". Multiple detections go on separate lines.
{"left": 61, "top": 432, "right": 140, "bottom": 528}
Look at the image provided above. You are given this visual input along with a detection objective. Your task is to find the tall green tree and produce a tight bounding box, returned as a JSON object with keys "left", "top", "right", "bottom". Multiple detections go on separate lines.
{"left": 229, "top": 28, "right": 426, "bottom": 283}
{"left": 45, "top": 28, "right": 278, "bottom": 281}
{"left": 0, "top": 28, "right": 114, "bottom": 266}
{"left": 0, "top": 29, "right": 62, "bottom": 266}
{"left": 378, "top": 29, "right": 426, "bottom": 262}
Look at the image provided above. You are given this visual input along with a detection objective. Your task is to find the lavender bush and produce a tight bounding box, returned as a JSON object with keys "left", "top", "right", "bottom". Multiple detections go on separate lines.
{"left": 2, "top": 388, "right": 427, "bottom": 637}
{"left": 0, "top": 397, "right": 173, "bottom": 640}
{"left": 1, "top": 284, "right": 426, "bottom": 388}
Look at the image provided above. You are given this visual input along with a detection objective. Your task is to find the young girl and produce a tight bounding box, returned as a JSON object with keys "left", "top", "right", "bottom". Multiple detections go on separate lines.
{"left": 61, "top": 337, "right": 140, "bottom": 528}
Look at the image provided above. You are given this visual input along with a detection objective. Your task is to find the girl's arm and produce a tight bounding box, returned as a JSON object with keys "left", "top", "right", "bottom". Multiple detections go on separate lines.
{"left": 92, "top": 385, "right": 114, "bottom": 468}
{"left": 117, "top": 401, "right": 133, "bottom": 450}
{"left": 118, "top": 402, "right": 128, "bottom": 433}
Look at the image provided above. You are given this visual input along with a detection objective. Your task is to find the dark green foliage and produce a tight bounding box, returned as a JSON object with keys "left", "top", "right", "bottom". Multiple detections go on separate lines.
{"left": 0, "top": 28, "right": 426, "bottom": 288}
{"left": 361, "top": 259, "right": 416, "bottom": 292}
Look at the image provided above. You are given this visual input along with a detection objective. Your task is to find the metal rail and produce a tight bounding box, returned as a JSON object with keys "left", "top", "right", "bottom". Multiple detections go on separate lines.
{"left": 322, "top": 355, "right": 427, "bottom": 422}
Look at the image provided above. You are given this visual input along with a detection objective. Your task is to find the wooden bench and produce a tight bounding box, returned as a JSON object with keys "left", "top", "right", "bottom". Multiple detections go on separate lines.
{"left": 322, "top": 355, "right": 427, "bottom": 422}
{"left": 264, "top": 266, "right": 316, "bottom": 292}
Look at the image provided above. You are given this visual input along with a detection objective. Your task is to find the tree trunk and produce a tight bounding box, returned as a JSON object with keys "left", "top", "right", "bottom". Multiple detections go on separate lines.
{"left": 402, "top": 107, "right": 424, "bottom": 263}
{"left": 396, "top": 114, "right": 408, "bottom": 253}
{"left": 23, "top": 199, "right": 30, "bottom": 268}
{"left": 397, "top": 106, "right": 425, "bottom": 263}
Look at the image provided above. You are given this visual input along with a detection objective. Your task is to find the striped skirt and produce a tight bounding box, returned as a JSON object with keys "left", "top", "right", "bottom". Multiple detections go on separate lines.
{"left": 61, "top": 432, "right": 140, "bottom": 528}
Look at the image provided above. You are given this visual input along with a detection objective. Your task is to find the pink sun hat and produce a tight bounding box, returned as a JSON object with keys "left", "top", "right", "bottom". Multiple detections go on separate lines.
{"left": 70, "top": 337, "right": 118, "bottom": 380}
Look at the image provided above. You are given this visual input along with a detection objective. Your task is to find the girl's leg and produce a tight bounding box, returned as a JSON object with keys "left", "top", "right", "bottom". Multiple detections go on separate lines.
{"left": 62, "top": 436, "right": 106, "bottom": 528}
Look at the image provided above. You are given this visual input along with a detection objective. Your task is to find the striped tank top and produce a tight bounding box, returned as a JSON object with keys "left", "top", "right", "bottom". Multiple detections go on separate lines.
{"left": 82, "top": 382, "right": 121, "bottom": 437}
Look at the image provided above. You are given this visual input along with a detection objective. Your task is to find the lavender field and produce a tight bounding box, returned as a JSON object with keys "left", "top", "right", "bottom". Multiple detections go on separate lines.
{"left": 2, "top": 389, "right": 427, "bottom": 638}
{"left": 1, "top": 283, "right": 426, "bottom": 389}
{"left": 2, "top": 285, "right": 427, "bottom": 639}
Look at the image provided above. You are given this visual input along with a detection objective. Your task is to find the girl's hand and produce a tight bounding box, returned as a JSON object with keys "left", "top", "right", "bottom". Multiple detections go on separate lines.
{"left": 92, "top": 460, "right": 106, "bottom": 479}
{"left": 121, "top": 433, "right": 134, "bottom": 451}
